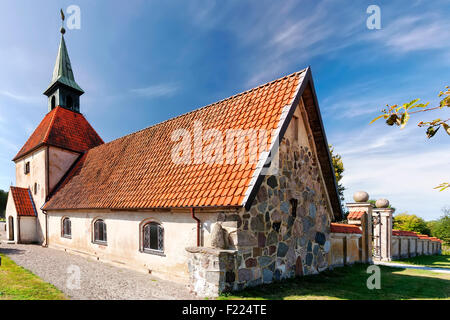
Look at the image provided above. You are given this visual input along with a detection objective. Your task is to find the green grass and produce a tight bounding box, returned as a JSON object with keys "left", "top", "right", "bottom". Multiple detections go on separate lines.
{"left": 219, "top": 263, "right": 450, "bottom": 300}
{"left": 391, "top": 254, "right": 450, "bottom": 270}
{"left": 0, "top": 254, "right": 66, "bottom": 300}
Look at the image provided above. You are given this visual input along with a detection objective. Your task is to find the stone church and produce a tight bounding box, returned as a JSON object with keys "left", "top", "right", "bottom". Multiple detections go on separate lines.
{"left": 5, "top": 25, "right": 343, "bottom": 296}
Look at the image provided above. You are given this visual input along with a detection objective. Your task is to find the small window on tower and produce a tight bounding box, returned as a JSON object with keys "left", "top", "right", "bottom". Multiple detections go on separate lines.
{"left": 34, "top": 183, "right": 38, "bottom": 195}
{"left": 24, "top": 162, "right": 30, "bottom": 175}
{"left": 51, "top": 96, "right": 56, "bottom": 110}
{"left": 67, "top": 96, "right": 73, "bottom": 109}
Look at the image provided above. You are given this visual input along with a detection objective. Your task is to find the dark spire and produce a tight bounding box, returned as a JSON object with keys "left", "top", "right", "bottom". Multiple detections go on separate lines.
{"left": 44, "top": 10, "right": 83, "bottom": 113}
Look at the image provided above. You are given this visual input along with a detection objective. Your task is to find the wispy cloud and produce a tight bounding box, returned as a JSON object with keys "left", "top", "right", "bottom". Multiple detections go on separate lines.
{"left": 130, "top": 83, "right": 179, "bottom": 98}
{"left": 0, "top": 137, "right": 19, "bottom": 152}
{"left": 366, "top": 13, "right": 450, "bottom": 53}
{"left": 0, "top": 91, "right": 41, "bottom": 104}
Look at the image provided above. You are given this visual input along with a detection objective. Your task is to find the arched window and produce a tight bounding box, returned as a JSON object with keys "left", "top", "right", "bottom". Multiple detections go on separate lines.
{"left": 62, "top": 217, "right": 71, "bottom": 238}
{"left": 51, "top": 96, "right": 56, "bottom": 110}
{"left": 93, "top": 219, "right": 107, "bottom": 244}
{"left": 142, "top": 222, "right": 164, "bottom": 253}
{"left": 66, "top": 96, "right": 73, "bottom": 109}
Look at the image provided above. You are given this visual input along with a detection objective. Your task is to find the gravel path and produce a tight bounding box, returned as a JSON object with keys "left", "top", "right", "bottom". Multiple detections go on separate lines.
{"left": 0, "top": 241, "right": 198, "bottom": 300}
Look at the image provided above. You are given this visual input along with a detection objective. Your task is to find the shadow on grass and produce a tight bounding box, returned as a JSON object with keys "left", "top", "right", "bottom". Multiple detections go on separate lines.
{"left": 392, "top": 255, "right": 450, "bottom": 269}
{"left": 220, "top": 263, "right": 450, "bottom": 300}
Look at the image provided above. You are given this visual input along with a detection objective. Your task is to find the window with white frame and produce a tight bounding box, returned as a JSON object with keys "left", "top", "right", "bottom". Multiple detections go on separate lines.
{"left": 93, "top": 219, "right": 107, "bottom": 244}
{"left": 142, "top": 222, "right": 164, "bottom": 253}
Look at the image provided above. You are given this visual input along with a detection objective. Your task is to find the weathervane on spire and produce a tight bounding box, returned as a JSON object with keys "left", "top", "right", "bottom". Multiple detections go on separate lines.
{"left": 60, "top": 8, "right": 66, "bottom": 35}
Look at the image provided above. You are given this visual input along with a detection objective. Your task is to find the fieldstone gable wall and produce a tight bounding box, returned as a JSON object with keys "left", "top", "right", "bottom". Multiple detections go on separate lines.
{"left": 185, "top": 135, "right": 334, "bottom": 297}
{"left": 231, "top": 140, "right": 332, "bottom": 285}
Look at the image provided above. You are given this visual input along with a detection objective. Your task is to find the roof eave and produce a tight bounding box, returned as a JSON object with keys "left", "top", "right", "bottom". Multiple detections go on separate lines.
{"left": 43, "top": 79, "right": 84, "bottom": 96}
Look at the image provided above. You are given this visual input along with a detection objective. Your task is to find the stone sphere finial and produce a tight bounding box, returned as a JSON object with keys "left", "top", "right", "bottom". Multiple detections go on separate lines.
{"left": 375, "top": 198, "right": 390, "bottom": 208}
{"left": 60, "top": 27, "right": 66, "bottom": 35}
{"left": 353, "top": 191, "right": 369, "bottom": 203}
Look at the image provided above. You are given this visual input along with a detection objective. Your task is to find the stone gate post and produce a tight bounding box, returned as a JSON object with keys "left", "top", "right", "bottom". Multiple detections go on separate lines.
{"left": 346, "top": 191, "right": 373, "bottom": 264}
{"left": 372, "top": 199, "right": 394, "bottom": 262}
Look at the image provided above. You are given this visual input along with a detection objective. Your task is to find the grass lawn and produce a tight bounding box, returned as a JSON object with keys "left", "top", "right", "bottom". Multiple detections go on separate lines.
{"left": 391, "top": 254, "right": 450, "bottom": 269}
{"left": 219, "top": 263, "right": 450, "bottom": 300}
{"left": 0, "top": 254, "right": 66, "bottom": 300}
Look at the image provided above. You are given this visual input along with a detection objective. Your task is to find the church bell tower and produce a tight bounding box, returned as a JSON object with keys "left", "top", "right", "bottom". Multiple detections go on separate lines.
{"left": 43, "top": 12, "right": 84, "bottom": 113}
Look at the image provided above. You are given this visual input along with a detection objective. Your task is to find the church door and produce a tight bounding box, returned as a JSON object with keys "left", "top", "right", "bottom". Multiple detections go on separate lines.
{"left": 8, "top": 216, "right": 14, "bottom": 241}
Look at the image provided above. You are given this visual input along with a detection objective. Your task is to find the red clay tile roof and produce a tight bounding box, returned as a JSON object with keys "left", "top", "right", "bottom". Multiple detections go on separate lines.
{"left": 392, "top": 230, "right": 443, "bottom": 243}
{"left": 392, "top": 230, "right": 419, "bottom": 237}
{"left": 429, "top": 237, "right": 442, "bottom": 243}
{"left": 347, "top": 211, "right": 365, "bottom": 220}
{"left": 13, "top": 106, "right": 104, "bottom": 161}
{"left": 10, "top": 187, "right": 37, "bottom": 217}
{"left": 43, "top": 68, "right": 342, "bottom": 215}
{"left": 330, "top": 223, "right": 362, "bottom": 234}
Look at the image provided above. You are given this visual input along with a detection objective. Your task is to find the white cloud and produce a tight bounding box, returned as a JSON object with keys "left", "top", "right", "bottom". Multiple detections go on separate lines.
{"left": 130, "top": 83, "right": 179, "bottom": 98}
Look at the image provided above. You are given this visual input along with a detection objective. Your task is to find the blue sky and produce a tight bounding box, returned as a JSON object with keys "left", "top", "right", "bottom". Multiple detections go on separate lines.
{"left": 0, "top": 0, "right": 449, "bottom": 220}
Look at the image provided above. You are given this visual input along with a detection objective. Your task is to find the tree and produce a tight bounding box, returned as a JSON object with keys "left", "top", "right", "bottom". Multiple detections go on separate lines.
{"left": 393, "top": 213, "right": 431, "bottom": 236}
{"left": 0, "top": 189, "right": 8, "bottom": 219}
{"left": 329, "top": 145, "right": 347, "bottom": 217}
{"left": 429, "top": 207, "right": 450, "bottom": 245}
{"left": 329, "top": 145, "right": 345, "bottom": 201}
{"left": 370, "top": 86, "right": 450, "bottom": 191}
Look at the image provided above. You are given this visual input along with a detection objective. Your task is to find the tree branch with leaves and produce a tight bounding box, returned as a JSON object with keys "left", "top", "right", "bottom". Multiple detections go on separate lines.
{"left": 370, "top": 86, "right": 450, "bottom": 191}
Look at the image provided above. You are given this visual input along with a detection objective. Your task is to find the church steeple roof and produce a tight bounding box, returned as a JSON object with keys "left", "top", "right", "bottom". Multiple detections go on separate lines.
{"left": 44, "top": 33, "right": 84, "bottom": 96}
{"left": 13, "top": 106, "right": 103, "bottom": 161}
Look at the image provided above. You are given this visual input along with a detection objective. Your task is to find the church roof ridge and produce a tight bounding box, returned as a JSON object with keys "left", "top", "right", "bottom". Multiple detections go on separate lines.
{"left": 96, "top": 68, "right": 308, "bottom": 148}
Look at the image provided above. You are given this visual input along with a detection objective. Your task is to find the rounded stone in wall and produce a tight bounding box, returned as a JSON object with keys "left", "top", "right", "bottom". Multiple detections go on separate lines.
{"left": 375, "top": 198, "right": 390, "bottom": 208}
{"left": 353, "top": 191, "right": 369, "bottom": 202}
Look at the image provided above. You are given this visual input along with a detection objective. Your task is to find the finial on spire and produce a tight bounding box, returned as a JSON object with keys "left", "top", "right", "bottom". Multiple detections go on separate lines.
{"left": 60, "top": 9, "right": 66, "bottom": 35}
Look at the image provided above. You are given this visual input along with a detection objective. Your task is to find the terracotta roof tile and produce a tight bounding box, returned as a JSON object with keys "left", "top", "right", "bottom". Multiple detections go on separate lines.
{"left": 392, "top": 230, "right": 419, "bottom": 237}
{"left": 10, "top": 187, "right": 37, "bottom": 217}
{"left": 347, "top": 211, "right": 365, "bottom": 220}
{"left": 43, "top": 70, "right": 310, "bottom": 210}
{"left": 330, "top": 223, "right": 362, "bottom": 234}
{"left": 13, "top": 106, "right": 104, "bottom": 161}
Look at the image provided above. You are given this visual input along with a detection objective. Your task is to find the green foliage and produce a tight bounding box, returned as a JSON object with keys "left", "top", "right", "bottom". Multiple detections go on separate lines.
{"left": 329, "top": 145, "right": 347, "bottom": 216}
{"left": 429, "top": 207, "right": 450, "bottom": 245}
{"left": 393, "top": 213, "right": 431, "bottom": 235}
{"left": 0, "top": 189, "right": 8, "bottom": 219}
{"left": 329, "top": 145, "right": 344, "bottom": 199}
